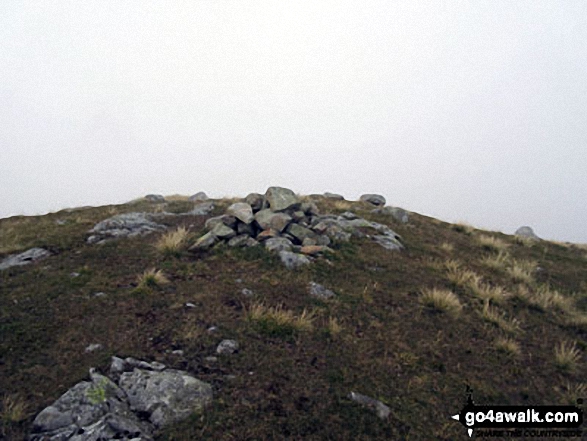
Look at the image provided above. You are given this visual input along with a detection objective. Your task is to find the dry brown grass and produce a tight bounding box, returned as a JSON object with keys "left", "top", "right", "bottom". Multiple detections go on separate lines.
{"left": 494, "top": 337, "right": 521, "bottom": 356}
{"left": 156, "top": 227, "right": 189, "bottom": 256}
{"left": 164, "top": 194, "right": 190, "bottom": 202}
{"left": 480, "top": 250, "right": 510, "bottom": 270}
{"left": 444, "top": 260, "right": 479, "bottom": 289}
{"left": 248, "top": 302, "right": 315, "bottom": 334}
{"left": 327, "top": 317, "right": 344, "bottom": 337}
{"left": 137, "top": 268, "right": 169, "bottom": 289}
{"left": 452, "top": 221, "right": 474, "bottom": 235}
{"left": 506, "top": 259, "right": 536, "bottom": 284}
{"left": 439, "top": 242, "right": 454, "bottom": 253}
{"left": 420, "top": 288, "right": 462, "bottom": 316}
{"left": 467, "top": 279, "right": 509, "bottom": 304}
{"left": 476, "top": 234, "right": 509, "bottom": 252}
{"left": 332, "top": 200, "right": 354, "bottom": 211}
{"left": 0, "top": 395, "right": 28, "bottom": 424}
{"left": 480, "top": 302, "right": 520, "bottom": 334}
{"left": 559, "top": 382, "right": 587, "bottom": 405}
{"left": 554, "top": 341, "right": 581, "bottom": 372}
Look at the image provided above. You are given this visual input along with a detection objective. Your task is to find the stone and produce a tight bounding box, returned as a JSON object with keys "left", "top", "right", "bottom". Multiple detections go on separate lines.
{"left": 188, "top": 191, "right": 208, "bottom": 202}
{"left": 145, "top": 194, "right": 166, "bottom": 203}
{"left": 278, "top": 251, "right": 311, "bottom": 269}
{"left": 228, "top": 234, "right": 251, "bottom": 247}
{"left": 308, "top": 282, "right": 335, "bottom": 299}
{"left": 300, "top": 245, "right": 329, "bottom": 256}
{"left": 118, "top": 368, "right": 213, "bottom": 428}
{"left": 210, "top": 223, "right": 236, "bottom": 239}
{"left": 360, "top": 194, "right": 386, "bottom": 206}
{"left": 373, "top": 206, "right": 409, "bottom": 223}
{"left": 315, "top": 235, "right": 332, "bottom": 246}
{"left": 216, "top": 339, "right": 239, "bottom": 354}
{"left": 340, "top": 211, "right": 359, "bottom": 220}
{"left": 188, "top": 201, "right": 215, "bottom": 215}
{"left": 0, "top": 247, "right": 51, "bottom": 271}
{"left": 226, "top": 202, "right": 254, "bottom": 224}
{"left": 515, "top": 226, "right": 541, "bottom": 240}
{"left": 348, "top": 392, "right": 391, "bottom": 420}
{"left": 245, "top": 238, "right": 260, "bottom": 247}
{"left": 325, "top": 225, "right": 351, "bottom": 242}
{"left": 373, "top": 234, "right": 403, "bottom": 251}
{"left": 241, "top": 288, "right": 254, "bottom": 297}
{"left": 269, "top": 213, "right": 292, "bottom": 232}
{"left": 245, "top": 193, "right": 265, "bottom": 212}
{"left": 188, "top": 232, "right": 217, "bottom": 251}
{"left": 185, "top": 303, "right": 196, "bottom": 308}
{"left": 291, "top": 211, "right": 306, "bottom": 222}
{"left": 205, "top": 215, "right": 237, "bottom": 230}
{"left": 300, "top": 201, "right": 319, "bottom": 215}
{"left": 302, "top": 237, "right": 317, "bottom": 247}
{"left": 84, "top": 343, "right": 103, "bottom": 353}
{"left": 324, "top": 192, "right": 345, "bottom": 200}
{"left": 286, "top": 224, "right": 316, "bottom": 243}
{"left": 87, "top": 213, "right": 166, "bottom": 244}
{"left": 256, "top": 229, "right": 279, "bottom": 241}
{"left": 237, "top": 222, "right": 257, "bottom": 236}
{"left": 264, "top": 237, "right": 293, "bottom": 253}
{"left": 265, "top": 187, "right": 300, "bottom": 212}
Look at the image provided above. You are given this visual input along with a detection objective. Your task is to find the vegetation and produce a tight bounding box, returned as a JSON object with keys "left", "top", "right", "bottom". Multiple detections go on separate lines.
{"left": 0, "top": 195, "right": 586, "bottom": 439}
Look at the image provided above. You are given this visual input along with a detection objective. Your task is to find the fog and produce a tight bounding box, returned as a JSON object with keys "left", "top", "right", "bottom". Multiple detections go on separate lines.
{"left": 1, "top": 1, "right": 586, "bottom": 242}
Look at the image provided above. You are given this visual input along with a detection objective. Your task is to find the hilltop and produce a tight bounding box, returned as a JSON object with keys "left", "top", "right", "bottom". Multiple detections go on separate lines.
{"left": 1, "top": 189, "right": 586, "bottom": 440}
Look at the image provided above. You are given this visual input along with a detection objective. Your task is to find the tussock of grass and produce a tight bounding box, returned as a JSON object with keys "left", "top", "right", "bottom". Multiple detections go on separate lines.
{"left": 156, "top": 227, "right": 188, "bottom": 256}
{"left": 420, "top": 288, "right": 462, "bottom": 316}
{"left": 327, "top": 317, "right": 343, "bottom": 337}
{"left": 559, "top": 382, "right": 586, "bottom": 405}
{"left": 533, "top": 285, "right": 574, "bottom": 312}
{"left": 248, "top": 302, "right": 315, "bottom": 337}
{"left": 480, "top": 302, "right": 520, "bottom": 334}
{"left": 481, "top": 250, "right": 510, "bottom": 270}
{"left": 1, "top": 395, "right": 28, "bottom": 424}
{"left": 494, "top": 337, "right": 521, "bottom": 356}
{"left": 476, "top": 234, "right": 509, "bottom": 252}
{"left": 137, "top": 268, "right": 169, "bottom": 289}
{"left": 554, "top": 341, "right": 581, "bottom": 371}
{"left": 439, "top": 242, "right": 454, "bottom": 252}
{"left": 444, "top": 261, "right": 480, "bottom": 289}
{"left": 332, "top": 200, "right": 354, "bottom": 211}
{"left": 566, "top": 312, "right": 587, "bottom": 328}
{"left": 506, "top": 259, "right": 536, "bottom": 284}
{"left": 514, "top": 236, "right": 536, "bottom": 247}
{"left": 452, "top": 221, "right": 474, "bottom": 235}
{"left": 467, "top": 279, "right": 509, "bottom": 304}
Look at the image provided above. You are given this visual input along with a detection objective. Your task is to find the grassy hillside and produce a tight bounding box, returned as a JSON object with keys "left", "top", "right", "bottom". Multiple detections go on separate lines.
{"left": 1, "top": 196, "right": 586, "bottom": 440}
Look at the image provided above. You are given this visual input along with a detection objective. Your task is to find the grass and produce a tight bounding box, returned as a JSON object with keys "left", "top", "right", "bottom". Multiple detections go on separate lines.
{"left": 532, "top": 285, "right": 574, "bottom": 312}
{"left": 326, "top": 316, "right": 344, "bottom": 337}
{"left": 137, "top": 268, "right": 169, "bottom": 289}
{"left": 506, "top": 259, "right": 536, "bottom": 284}
{"left": 420, "top": 288, "right": 462, "bottom": 316}
{"left": 494, "top": 337, "right": 521, "bottom": 356}
{"left": 476, "top": 234, "right": 509, "bottom": 252}
{"left": 0, "top": 395, "right": 28, "bottom": 424}
{"left": 480, "top": 302, "right": 520, "bottom": 334}
{"left": 480, "top": 250, "right": 510, "bottom": 270}
{"left": 559, "top": 382, "right": 586, "bottom": 405}
{"left": 452, "top": 221, "right": 474, "bottom": 235}
{"left": 467, "top": 280, "right": 509, "bottom": 304}
{"left": 439, "top": 242, "right": 454, "bottom": 252}
{"left": 554, "top": 341, "right": 581, "bottom": 372}
{"left": 156, "top": 227, "right": 189, "bottom": 256}
{"left": 247, "top": 302, "right": 315, "bottom": 337}
{"left": 444, "top": 260, "right": 479, "bottom": 288}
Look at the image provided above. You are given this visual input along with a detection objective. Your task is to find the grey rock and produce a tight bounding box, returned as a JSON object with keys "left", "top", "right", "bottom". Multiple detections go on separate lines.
{"left": 373, "top": 234, "right": 404, "bottom": 251}
{"left": 0, "top": 247, "right": 51, "bottom": 271}
{"left": 302, "top": 237, "right": 317, "bottom": 247}
{"left": 172, "top": 350, "right": 184, "bottom": 355}
{"left": 286, "top": 224, "right": 316, "bottom": 243}
{"left": 187, "top": 201, "right": 215, "bottom": 215}
{"left": 325, "top": 225, "right": 352, "bottom": 242}
{"left": 253, "top": 209, "right": 292, "bottom": 231}
{"left": 278, "top": 251, "right": 311, "bottom": 269}
{"left": 340, "top": 211, "right": 359, "bottom": 220}
{"left": 226, "top": 202, "right": 254, "bottom": 224}
{"left": 515, "top": 226, "right": 541, "bottom": 240}
{"left": 207, "top": 326, "right": 218, "bottom": 333}
{"left": 188, "top": 232, "right": 217, "bottom": 251}
{"left": 315, "top": 235, "right": 332, "bottom": 246}
{"left": 93, "top": 292, "right": 106, "bottom": 298}
{"left": 300, "top": 201, "right": 319, "bottom": 215}
{"left": 145, "top": 194, "right": 166, "bottom": 203}
{"left": 188, "top": 192, "right": 209, "bottom": 202}
{"left": 264, "top": 238, "right": 293, "bottom": 253}
{"left": 291, "top": 211, "right": 306, "bottom": 222}
{"left": 216, "top": 339, "right": 239, "bottom": 354}
{"left": 119, "top": 368, "right": 213, "bottom": 428}
{"left": 373, "top": 206, "right": 409, "bottom": 223}
{"left": 237, "top": 222, "right": 257, "bottom": 236}
{"left": 87, "top": 213, "right": 166, "bottom": 244}
{"left": 205, "top": 356, "right": 218, "bottom": 363}
{"left": 185, "top": 303, "right": 196, "bottom": 308}
{"left": 70, "top": 272, "right": 80, "bottom": 278}
{"left": 205, "top": 215, "right": 237, "bottom": 230}
{"left": 360, "top": 194, "right": 386, "bottom": 206}
{"left": 55, "top": 219, "right": 67, "bottom": 225}
{"left": 265, "top": 187, "right": 300, "bottom": 212}
{"left": 84, "top": 344, "right": 103, "bottom": 353}
{"left": 324, "top": 192, "right": 345, "bottom": 200}
{"left": 245, "top": 193, "right": 266, "bottom": 212}
{"left": 348, "top": 391, "right": 391, "bottom": 420}
{"left": 228, "top": 234, "right": 251, "bottom": 247}
{"left": 245, "top": 238, "right": 259, "bottom": 247}
{"left": 210, "top": 223, "right": 236, "bottom": 240}
{"left": 308, "top": 282, "right": 335, "bottom": 300}
{"left": 241, "top": 288, "right": 254, "bottom": 297}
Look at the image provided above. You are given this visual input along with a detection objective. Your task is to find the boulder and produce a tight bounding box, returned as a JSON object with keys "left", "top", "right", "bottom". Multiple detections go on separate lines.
{"left": 264, "top": 238, "right": 293, "bottom": 253}
{"left": 286, "top": 224, "right": 316, "bottom": 243}
{"left": 245, "top": 193, "right": 266, "bottom": 212}
{"left": 188, "top": 192, "right": 208, "bottom": 202}
{"left": 237, "top": 222, "right": 257, "bottom": 236}
{"left": 87, "top": 213, "right": 167, "bottom": 244}
{"left": 360, "top": 194, "right": 386, "bottom": 206}
{"left": 228, "top": 235, "right": 251, "bottom": 248}
{"left": 188, "top": 201, "right": 215, "bottom": 215}
{"left": 145, "top": 194, "right": 166, "bottom": 203}
{"left": 308, "top": 282, "right": 335, "bottom": 299}
{"left": 324, "top": 192, "right": 345, "bottom": 200}
{"left": 226, "top": 202, "right": 254, "bottom": 224}
{"left": 515, "top": 226, "right": 541, "bottom": 241}
{"left": 373, "top": 206, "right": 409, "bottom": 223}
{"left": 256, "top": 229, "right": 279, "bottom": 241}
{"left": 278, "top": 251, "right": 311, "bottom": 269}
{"left": 210, "top": 223, "right": 236, "bottom": 240}
{"left": 188, "top": 232, "right": 217, "bottom": 251}
{"left": 216, "top": 340, "right": 239, "bottom": 355}
{"left": 300, "top": 245, "right": 330, "bottom": 256}
{"left": 205, "top": 215, "right": 237, "bottom": 230}
{"left": 265, "top": 187, "right": 300, "bottom": 212}
{"left": 348, "top": 392, "right": 391, "bottom": 420}
{"left": 300, "top": 201, "right": 319, "bottom": 216}
{"left": 0, "top": 247, "right": 51, "bottom": 271}
{"left": 373, "top": 234, "right": 403, "bottom": 251}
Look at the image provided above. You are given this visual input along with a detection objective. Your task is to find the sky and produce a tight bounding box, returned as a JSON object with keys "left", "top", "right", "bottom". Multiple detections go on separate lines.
{"left": 1, "top": 1, "right": 586, "bottom": 242}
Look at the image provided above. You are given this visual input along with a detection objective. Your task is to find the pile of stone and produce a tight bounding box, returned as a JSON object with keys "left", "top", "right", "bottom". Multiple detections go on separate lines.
{"left": 188, "top": 187, "right": 404, "bottom": 269}
{"left": 29, "top": 357, "right": 213, "bottom": 441}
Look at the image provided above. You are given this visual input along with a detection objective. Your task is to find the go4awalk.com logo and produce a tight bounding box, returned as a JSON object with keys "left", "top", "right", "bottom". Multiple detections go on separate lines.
{"left": 451, "top": 388, "right": 584, "bottom": 438}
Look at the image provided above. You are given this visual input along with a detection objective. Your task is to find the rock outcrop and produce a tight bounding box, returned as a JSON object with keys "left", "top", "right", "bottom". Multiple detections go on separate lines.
{"left": 0, "top": 247, "right": 51, "bottom": 271}
{"left": 29, "top": 357, "right": 212, "bottom": 440}
{"left": 188, "top": 187, "right": 404, "bottom": 267}
{"left": 515, "top": 226, "right": 541, "bottom": 241}
{"left": 360, "top": 194, "right": 386, "bottom": 206}
{"left": 188, "top": 192, "right": 208, "bottom": 202}
{"left": 372, "top": 206, "right": 409, "bottom": 223}
{"left": 87, "top": 213, "right": 168, "bottom": 244}
{"left": 144, "top": 194, "right": 166, "bottom": 203}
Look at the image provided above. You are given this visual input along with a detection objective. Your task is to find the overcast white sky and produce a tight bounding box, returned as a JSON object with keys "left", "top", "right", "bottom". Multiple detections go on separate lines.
{"left": 1, "top": 1, "right": 586, "bottom": 242}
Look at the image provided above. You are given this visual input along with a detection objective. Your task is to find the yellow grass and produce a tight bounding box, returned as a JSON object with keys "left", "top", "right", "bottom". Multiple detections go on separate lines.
{"left": 480, "top": 302, "right": 520, "bottom": 333}
{"left": 164, "top": 194, "right": 190, "bottom": 201}
{"left": 494, "top": 337, "right": 521, "bottom": 356}
{"left": 439, "top": 242, "right": 454, "bottom": 252}
{"left": 0, "top": 395, "right": 28, "bottom": 423}
{"left": 248, "top": 302, "right": 315, "bottom": 332}
{"left": 481, "top": 251, "right": 510, "bottom": 270}
{"left": 476, "top": 234, "right": 509, "bottom": 252}
{"left": 506, "top": 259, "right": 536, "bottom": 284}
{"left": 533, "top": 285, "right": 574, "bottom": 312}
{"left": 156, "top": 227, "right": 188, "bottom": 255}
{"left": 559, "top": 382, "right": 586, "bottom": 405}
{"left": 327, "top": 317, "right": 344, "bottom": 337}
{"left": 554, "top": 341, "right": 581, "bottom": 371}
{"left": 452, "top": 221, "right": 474, "bottom": 235}
{"left": 137, "top": 268, "right": 169, "bottom": 289}
{"left": 420, "top": 288, "right": 462, "bottom": 316}
{"left": 467, "top": 279, "right": 509, "bottom": 304}
{"left": 332, "top": 200, "right": 354, "bottom": 211}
